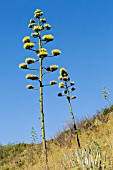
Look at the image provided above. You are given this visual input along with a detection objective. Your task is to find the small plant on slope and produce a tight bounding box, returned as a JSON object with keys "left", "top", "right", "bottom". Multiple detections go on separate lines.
{"left": 57, "top": 68, "right": 80, "bottom": 148}
{"left": 30, "top": 127, "right": 38, "bottom": 144}
{"left": 102, "top": 86, "right": 110, "bottom": 107}
{"left": 19, "top": 8, "right": 61, "bottom": 169}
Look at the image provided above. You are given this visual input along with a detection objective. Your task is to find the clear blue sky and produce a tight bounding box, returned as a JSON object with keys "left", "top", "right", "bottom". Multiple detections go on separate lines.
{"left": 0, "top": 0, "right": 113, "bottom": 145}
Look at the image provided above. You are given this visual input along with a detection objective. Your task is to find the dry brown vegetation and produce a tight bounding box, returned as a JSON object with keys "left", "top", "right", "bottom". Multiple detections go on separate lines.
{"left": 0, "top": 106, "right": 113, "bottom": 170}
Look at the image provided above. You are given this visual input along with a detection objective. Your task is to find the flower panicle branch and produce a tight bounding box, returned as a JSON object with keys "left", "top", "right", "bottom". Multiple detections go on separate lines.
{"left": 25, "top": 58, "right": 37, "bottom": 64}
{"left": 22, "top": 36, "right": 30, "bottom": 43}
{"left": 26, "top": 84, "right": 39, "bottom": 91}
{"left": 50, "top": 80, "right": 57, "bottom": 85}
{"left": 42, "top": 34, "right": 54, "bottom": 42}
{"left": 44, "top": 65, "right": 58, "bottom": 72}
{"left": 19, "top": 63, "right": 28, "bottom": 69}
{"left": 26, "top": 84, "right": 34, "bottom": 89}
{"left": 26, "top": 74, "right": 39, "bottom": 80}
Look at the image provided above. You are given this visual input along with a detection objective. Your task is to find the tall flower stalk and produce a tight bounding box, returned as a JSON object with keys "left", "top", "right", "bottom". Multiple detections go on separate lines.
{"left": 19, "top": 9, "right": 61, "bottom": 169}
{"left": 58, "top": 68, "right": 80, "bottom": 148}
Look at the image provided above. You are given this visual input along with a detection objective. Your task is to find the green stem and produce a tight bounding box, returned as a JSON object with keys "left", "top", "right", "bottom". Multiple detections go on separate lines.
{"left": 65, "top": 82, "right": 81, "bottom": 148}
{"left": 38, "top": 29, "right": 48, "bottom": 169}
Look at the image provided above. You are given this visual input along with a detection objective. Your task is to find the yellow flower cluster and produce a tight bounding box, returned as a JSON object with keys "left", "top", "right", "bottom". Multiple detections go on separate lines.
{"left": 26, "top": 74, "right": 39, "bottom": 80}
{"left": 40, "top": 18, "right": 46, "bottom": 23}
{"left": 34, "top": 9, "right": 41, "bottom": 13}
{"left": 50, "top": 80, "right": 57, "bottom": 85}
{"left": 49, "top": 65, "right": 58, "bottom": 72}
{"left": 42, "top": 34, "right": 54, "bottom": 42}
{"left": 26, "top": 84, "right": 34, "bottom": 89}
{"left": 44, "top": 24, "right": 51, "bottom": 30}
{"left": 31, "top": 32, "right": 40, "bottom": 38}
{"left": 59, "top": 82, "right": 64, "bottom": 88}
{"left": 25, "top": 58, "right": 36, "bottom": 64}
{"left": 34, "top": 9, "right": 43, "bottom": 18}
{"left": 60, "top": 68, "right": 68, "bottom": 77}
{"left": 63, "top": 77, "right": 70, "bottom": 81}
{"left": 70, "top": 82, "right": 75, "bottom": 86}
{"left": 70, "top": 87, "right": 76, "bottom": 91}
{"left": 33, "top": 26, "right": 44, "bottom": 32}
{"left": 19, "top": 63, "right": 27, "bottom": 69}
{"left": 71, "top": 96, "right": 76, "bottom": 99}
{"left": 30, "top": 19, "right": 35, "bottom": 23}
{"left": 38, "top": 48, "right": 48, "bottom": 57}
{"left": 22, "top": 36, "right": 30, "bottom": 43}
{"left": 52, "top": 49, "right": 61, "bottom": 56}
{"left": 58, "top": 76, "right": 62, "bottom": 80}
{"left": 28, "top": 23, "right": 35, "bottom": 28}
{"left": 23, "top": 42, "right": 35, "bottom": 49}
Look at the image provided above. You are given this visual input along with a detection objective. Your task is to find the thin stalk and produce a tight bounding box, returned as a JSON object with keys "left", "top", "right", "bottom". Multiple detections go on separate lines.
{"left": 65, "top": 82, "right": 81, "bottom": 148}
{"left": 42, "top": 71, "right": 51, "bottom": 76}
{"left": 27, "top": 68, "right": 40, "bottom": 71}
{"left": 38, "top": 29, "right": 48, "bottom": 169}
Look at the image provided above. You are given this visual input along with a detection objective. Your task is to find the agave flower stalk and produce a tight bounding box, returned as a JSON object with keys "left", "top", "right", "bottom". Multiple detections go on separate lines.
{"left": 38, "top": 34, "right": 48, "bottom": 167}
{"left": 58, "top": 68, "right": 80, "bottom": 148}
{"left": 19, "top": 8, "right": 61, "bottom": 169}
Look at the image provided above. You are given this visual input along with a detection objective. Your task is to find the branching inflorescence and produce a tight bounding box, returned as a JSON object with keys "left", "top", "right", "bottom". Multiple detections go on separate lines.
{"left": 19, "top": 8, "right": 61, "bottom": 169}
{"left": 58, "top": 68, "right": 81, "bottom": 148}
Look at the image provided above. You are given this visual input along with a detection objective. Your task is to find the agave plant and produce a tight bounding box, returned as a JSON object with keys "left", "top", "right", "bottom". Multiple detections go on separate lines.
{"left": 19, "top": 8, "right": 61, "bottom": 169}
{"left": 58, "top": 68, "right": 80, "bottom": 148}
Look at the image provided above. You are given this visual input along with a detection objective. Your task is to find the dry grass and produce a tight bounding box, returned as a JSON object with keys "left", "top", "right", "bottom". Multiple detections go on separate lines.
{"left": 1, "top": 108, "right": 113, "bottom": 170}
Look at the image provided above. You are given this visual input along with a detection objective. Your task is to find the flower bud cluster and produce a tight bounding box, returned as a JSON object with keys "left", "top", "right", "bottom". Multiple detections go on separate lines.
{"left": 58, "top": 68, "right": 76, "bottom": 100}
{"left": 23, "top": 42, "right": 35, "bottom": 49}
{"left": 26, "top": 84, "right": 34, "bottom": 89}
{"left": 59, "top": 82, "right": 64, "bottom": 88}
{"left": 52, "top": 49, "right": 61, "bottom": 56}
{"left": 34, "top": 9, "right": 43, "bottom": 18}
{"left": 46, "top": 65, "right": 58, "bottom": 72}
{"left": 31, "top": 32, "right": 40, "bottom": 38}
{"left": 40, "top": 18, "right": 46, "bottom": 23}
{"left": 30, "top": 19, "right": 35, "bottom": 23}
{"left": 26, "top": 74, "right": 39, "bottom": 80}
{"left": 22, "top": 36, "right": 30, "bottom": 43}
{"left": 37, "top": 48, "right": 48, "bottom": 57}
{"left": 50, "top": 80, "right": 57, "bottom": 85}
{"left": 42, "top": 34, "right": 54, "bottom": 42}
{"left": 33, "top": 26, "right": 44, "bottom": 32}
{"left": 22, "top": 36, "right": 35, "bottom": 49}
{"left": 60, "top": 68, "right": 68, "bottom": 77}
{"left": 28, "top": 23, "right": 35, "bottom": 28}
{"left": 25, "top": 58, "right": 36, "bottom": 64}
{"left": 44, "top": 24, "right": 51, "bottom": 30}
{"left": 19, "top": 63, "right": 28, "bottom": 69}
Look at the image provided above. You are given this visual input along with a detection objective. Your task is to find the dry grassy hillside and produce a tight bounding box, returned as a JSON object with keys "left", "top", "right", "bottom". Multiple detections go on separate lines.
{"left": 0, "top": 106, "right": 113, "bottom": 170}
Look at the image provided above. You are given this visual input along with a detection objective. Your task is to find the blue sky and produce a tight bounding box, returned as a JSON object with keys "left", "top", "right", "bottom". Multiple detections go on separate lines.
{"left": 0, "top": 0, "right": 113, "bottom": 145}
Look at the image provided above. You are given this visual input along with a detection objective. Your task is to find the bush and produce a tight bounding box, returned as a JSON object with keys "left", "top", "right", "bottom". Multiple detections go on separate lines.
{"left": 110, "top": 105, "right": 113, "bottom": 112}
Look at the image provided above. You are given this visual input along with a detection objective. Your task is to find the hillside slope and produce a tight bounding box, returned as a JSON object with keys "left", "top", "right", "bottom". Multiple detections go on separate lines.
{"left": 0, "top": 106, "right": 113, "bottom": 170}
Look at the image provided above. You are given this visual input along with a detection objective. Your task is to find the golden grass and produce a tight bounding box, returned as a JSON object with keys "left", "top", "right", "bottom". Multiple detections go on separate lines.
{"left": 1, "top": 111, "right": 113, "bottom": 170}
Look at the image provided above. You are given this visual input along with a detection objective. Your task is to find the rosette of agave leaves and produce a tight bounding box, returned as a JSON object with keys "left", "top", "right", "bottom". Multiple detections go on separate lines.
{"left": 19, "top": 8, "right": 61, "bottom": 90}
{"left": 58, "top": 68, "right": 76, "bottom": 100}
